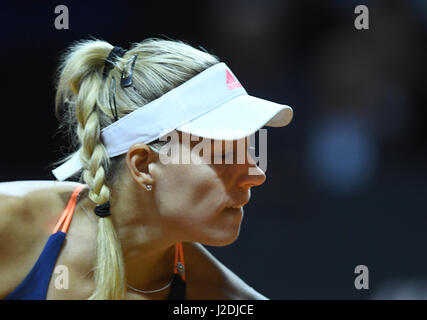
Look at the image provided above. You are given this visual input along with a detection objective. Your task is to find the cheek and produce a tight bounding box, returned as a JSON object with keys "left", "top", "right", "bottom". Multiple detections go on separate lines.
{"left": 153, "top": 164, "right": 225, "bottom": 219}
{"left": 152, "top": 163, "right": 243, "bottom": 245}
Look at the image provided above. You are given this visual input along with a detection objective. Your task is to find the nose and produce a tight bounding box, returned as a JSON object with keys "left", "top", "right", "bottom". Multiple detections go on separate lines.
{"left": 239, "top": 159, "right": 267, "bottom": 189}
{"left": 241, "top": 167, "right": 266, "bottom": 188}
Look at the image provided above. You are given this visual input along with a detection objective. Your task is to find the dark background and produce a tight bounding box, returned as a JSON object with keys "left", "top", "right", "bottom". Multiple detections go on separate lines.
{"left": 1, "top": 0, "right": 426, "bottom": 299}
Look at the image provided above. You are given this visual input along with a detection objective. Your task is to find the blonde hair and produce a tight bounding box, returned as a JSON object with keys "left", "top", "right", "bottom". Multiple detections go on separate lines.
{"left": 53, "top": 36, "right": 220, "bottom": 299}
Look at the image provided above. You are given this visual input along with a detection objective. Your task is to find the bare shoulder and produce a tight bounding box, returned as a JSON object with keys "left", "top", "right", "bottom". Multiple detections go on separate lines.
{"left": 0, "top": 190, "right": 29, "bottom": 241}
{"left": 183, "top": 242, "right": 269, "bottom": 300}
{"left": 0, "top": 180, "right": 83, "bottom": 198}
{"left": 0, "top": 180, "right": 85, "bottom": 298}
{"left": 0, "top": 180, "right": 83, "bottom": 233}
{"left": 0, "top": 179, "right": 84, "bottom": 249}
{"left": 0, "top": 180, "right": 87, "bottom": 259}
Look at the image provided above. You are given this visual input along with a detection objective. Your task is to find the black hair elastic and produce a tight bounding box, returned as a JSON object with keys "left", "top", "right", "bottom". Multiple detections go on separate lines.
{"left": 94, "top": 201, "right": 112, "bottom": 218}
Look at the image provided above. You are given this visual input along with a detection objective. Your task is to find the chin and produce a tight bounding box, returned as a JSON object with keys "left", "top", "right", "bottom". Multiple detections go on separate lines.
{"left": 190, "top": 207, "right": 244, "bottom": 246}
{"left": 202, "top": 219, "right": 243, "bottom": 247}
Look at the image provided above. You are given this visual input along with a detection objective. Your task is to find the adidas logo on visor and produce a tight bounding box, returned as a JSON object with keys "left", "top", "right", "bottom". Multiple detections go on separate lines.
{"left": 226, "top": 69, "right": 242, "bottom": 90}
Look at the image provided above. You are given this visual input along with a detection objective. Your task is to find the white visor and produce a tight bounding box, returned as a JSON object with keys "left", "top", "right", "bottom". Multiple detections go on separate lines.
{"left": 52, "top": 62, "right": 293, "bottom": 181}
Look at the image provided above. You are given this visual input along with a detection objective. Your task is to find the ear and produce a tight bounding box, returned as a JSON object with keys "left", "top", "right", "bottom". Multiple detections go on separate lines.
{"left": 126, "top": 143, "right": 156, "bottom": 188}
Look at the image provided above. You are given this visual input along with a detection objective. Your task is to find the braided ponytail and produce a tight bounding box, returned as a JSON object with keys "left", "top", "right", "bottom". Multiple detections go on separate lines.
{"left": 78, "top": 75, "right": 126, "bottom": 299}
{"left": 54, "top": 40, "right": 127, "bottom": 299}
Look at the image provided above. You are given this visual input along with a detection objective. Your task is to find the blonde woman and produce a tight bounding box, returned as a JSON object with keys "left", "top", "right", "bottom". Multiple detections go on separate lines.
{"left": 0, "top": 38, "right": 293, "bottom": 300}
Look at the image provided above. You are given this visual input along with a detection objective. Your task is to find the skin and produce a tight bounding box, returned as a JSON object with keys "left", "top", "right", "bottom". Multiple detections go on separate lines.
{"left": 0, "top": 131, "right": 267, "bottom": 300}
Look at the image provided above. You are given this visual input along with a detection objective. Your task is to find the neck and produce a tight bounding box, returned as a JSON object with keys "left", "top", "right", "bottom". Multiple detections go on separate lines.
{"left": 79, "top": 183, "right": 178, "bottom": 297}
{"left": 115, "top": 218, "right": 176, "bottom": 293}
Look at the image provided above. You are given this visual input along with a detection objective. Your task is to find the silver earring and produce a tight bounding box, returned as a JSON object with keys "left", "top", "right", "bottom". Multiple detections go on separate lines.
{"left": 145, "top": 184, "right": 152, "bottom": 191}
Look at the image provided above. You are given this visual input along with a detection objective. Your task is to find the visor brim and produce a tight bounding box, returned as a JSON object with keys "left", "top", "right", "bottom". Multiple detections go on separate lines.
{"left": 175, "top": 94, "right": 293, "bottom": 141}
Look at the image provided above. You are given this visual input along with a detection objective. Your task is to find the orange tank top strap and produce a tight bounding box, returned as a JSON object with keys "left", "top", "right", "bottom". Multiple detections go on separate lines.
{"left": 52, "top": 184, "right": 87, "bottom": 234}
{"left": 174, "top": 242, "right": 186, "bottom": 281}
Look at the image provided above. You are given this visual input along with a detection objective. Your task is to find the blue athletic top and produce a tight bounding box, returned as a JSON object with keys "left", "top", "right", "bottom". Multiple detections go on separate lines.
{"left": 4, "top": 184, "right": 186, "bottom": 300}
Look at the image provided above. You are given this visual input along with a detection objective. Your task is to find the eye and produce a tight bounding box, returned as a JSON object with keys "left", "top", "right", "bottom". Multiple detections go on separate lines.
{"left": 216, "top": 151, "right": 232, "bottom": 159}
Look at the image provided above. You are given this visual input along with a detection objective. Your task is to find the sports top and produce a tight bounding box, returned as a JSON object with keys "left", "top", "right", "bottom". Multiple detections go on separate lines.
{"left": 4, "top": 184, "right": 186, "bottom": 300}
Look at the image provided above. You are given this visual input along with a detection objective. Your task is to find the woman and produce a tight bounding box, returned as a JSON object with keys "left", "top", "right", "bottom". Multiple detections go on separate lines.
{"left": 0, "top": 38, "right": 293, "bottom": 300}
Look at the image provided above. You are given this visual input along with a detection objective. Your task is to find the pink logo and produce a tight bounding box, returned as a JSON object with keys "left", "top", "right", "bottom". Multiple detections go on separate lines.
{"left": 226, "top": 69, "right": 242, "bottom": 90}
